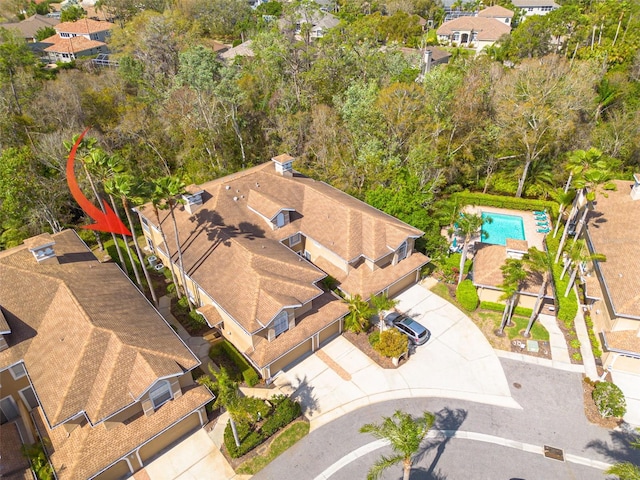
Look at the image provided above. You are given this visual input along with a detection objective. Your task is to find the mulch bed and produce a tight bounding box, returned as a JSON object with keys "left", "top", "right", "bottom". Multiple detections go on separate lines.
{"left": 509, "top": 338, "right": 552, "bottom": 360}
{"left": 342, "top": 330, "right": 404, "bottom": 369}
{"left": 557, "top": 319, "right": 584, "bottom": 364}
{"left": 582, "top": 376, "right": 623, "bottom": 429}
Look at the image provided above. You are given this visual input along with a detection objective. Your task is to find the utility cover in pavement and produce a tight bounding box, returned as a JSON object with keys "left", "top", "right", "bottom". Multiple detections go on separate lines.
{"left": 543, "top": 445, "right": 564, "bottom": 461}
{"left": 527, "top": 340, "right": 539, "bottom": 352}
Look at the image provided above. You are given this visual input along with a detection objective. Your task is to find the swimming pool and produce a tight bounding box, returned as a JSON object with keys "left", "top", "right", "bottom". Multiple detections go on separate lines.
{"left": 481, "top": 212, "right": 525, "bottom": 246}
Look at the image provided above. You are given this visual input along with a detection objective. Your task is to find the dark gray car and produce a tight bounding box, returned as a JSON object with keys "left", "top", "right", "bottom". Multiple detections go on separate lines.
{"left": 384, "top": 312, "right": 431, "bottom": 346}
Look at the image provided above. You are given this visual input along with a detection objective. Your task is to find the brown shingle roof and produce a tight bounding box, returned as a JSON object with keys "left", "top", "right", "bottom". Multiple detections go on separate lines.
{"left": 0, "top": 423, "right": 31, "bottom": 480}
{"left": 247, "top": 292, "right": 348, "bottom": 367}
{"left": 54, "top": 18, "right": 114, "bottom": 35}
{"left": 2, "top": 14, "right": 59, "bottom": 39}
{"left": 604, "top": 330, "right": 640, "bottom": 354}
{"left": 437, "top": 17, "right": 511, "bottom": 41}
{"left": 34, "top": 385, "right": 212, "bottom": 480}
{"left": 138, "top": 162, "right": 424, "bottom": 333}
{"left": 586, "top": 179, "right": 640, "bottom": 318}
{"left": 472, "top": 243, "right": 551, "bottom": 296}
{"left": 0, "top": 230, "right": 199, "bottom": 428}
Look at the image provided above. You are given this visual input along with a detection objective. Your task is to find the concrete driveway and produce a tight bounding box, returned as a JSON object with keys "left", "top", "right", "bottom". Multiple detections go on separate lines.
{"left": 274, "top": 284, "right": 519, "bottom": 430}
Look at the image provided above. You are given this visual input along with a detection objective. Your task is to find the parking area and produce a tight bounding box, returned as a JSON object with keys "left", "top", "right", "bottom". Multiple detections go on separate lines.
{"left": 274, "top": 283, "right": 519, "bottom": 429}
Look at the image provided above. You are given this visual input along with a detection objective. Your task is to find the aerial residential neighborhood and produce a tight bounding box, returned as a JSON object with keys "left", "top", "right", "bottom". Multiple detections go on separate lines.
{"left": 1, "top": 0, "right": 640, "bottom": 479}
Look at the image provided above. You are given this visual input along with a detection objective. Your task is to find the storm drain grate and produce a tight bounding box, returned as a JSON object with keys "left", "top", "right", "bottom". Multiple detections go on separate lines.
{"left": 543, "top": 445, "right": 564, "bottom": 461}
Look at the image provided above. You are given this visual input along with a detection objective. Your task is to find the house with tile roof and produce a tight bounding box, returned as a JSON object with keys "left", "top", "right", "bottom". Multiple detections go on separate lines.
{"left": 137, "top": 158, "right": 429, "bottom": 381}
{"left": 437, "top": 7, "right": 512, "bottom": 53}
{"left": 0, "top": 230, "right": 213, "bottom": 480}
{"left": 579, "top": 176, "right": 640, "bottom": 418}
{"left": 511, "top": 0, "right": 559, "bottom": 17}
{"left": 472, "top": 239, "right": 553, "bottom": 310}
{"left": 40, "top": 18, "right": 114, "bottom": 62}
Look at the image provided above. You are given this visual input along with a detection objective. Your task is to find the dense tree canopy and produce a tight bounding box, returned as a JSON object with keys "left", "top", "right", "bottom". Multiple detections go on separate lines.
{"left": 0, "top": 0, "right": 639, "bottom": 251}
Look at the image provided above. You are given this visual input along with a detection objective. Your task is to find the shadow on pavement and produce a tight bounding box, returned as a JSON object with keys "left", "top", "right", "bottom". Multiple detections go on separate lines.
{"left": 411, "top": 408, "right": 468, "bottom": 480}
{"left": 586, "top": 430, "right": 640, "bottom": 465}
{"left": 280, "top": 374, "right": 319, "bottom": 416}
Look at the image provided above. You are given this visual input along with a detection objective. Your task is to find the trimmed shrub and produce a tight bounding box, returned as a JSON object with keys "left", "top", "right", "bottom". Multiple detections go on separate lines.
{"left": 584, "top": 314, "right": 603, "bottom": 358}
{"left": 217, "top": 341, "right": 261, "bottom": 386}
{"left": 456, "top": 280, "right": 479, "bottom": 311}
{"left": 479, "top": 301, "right": 532, "bottom": 317}
{"left": 592, "top": 381, "right": 626, "bottom": 418}
{"left": 374, "top": 329, "right": 408, "bottom": 358}
{"left": 261, "top": 397, "right": 302, "bottom": 437}
{"left": 368, "top": 331, "right": 380, "bottom": 347}
{"left": 225, "top": 420, "right": 264, "bottom": 458}
{"left": 452, "top": 191, "right": 558, "bottom": 218}
{"left": 239, "top": 396, "right": 270, "bottom": 422}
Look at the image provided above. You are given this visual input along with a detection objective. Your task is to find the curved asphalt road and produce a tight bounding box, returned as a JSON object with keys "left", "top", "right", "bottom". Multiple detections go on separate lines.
{"left": 254, "top": 358, "right": 640, "bottom": 480}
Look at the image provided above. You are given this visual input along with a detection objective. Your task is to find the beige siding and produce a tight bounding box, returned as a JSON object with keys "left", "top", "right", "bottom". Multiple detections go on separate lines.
{"left": 103, "top": 403, "right": 142, "bottom": 430}
{"left": 137, "top": 411, "right": 203, "bottom": 464}
{"left": 0, "top": 368, "right": 30, "bottom": 410}
{"left": 295, "top": 301, "right": 313, "bottom": 318}
{"left": 92, "top": 458, "right": 132, "bottom": 480}
{"left": 477, "top": 287, "right": 538, "bottom": 309}
{"left": 318, "top": 321, "right": 340, "bottom": 346}
{"left": 304, "top": 237, "right": 348, "bottom": 274}
{"left": 387, "top": 271, "right": 418, "bottom": 298}
{"left": 220, "top": 313, "right": 254, "bottom": 352}
{"left": 269, "top": 339, "right": 312, "bottom": 374}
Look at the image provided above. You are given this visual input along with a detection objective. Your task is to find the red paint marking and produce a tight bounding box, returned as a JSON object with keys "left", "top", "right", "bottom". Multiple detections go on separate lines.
{"left": 66, "top": 128, "right": 132, "bottom": 236}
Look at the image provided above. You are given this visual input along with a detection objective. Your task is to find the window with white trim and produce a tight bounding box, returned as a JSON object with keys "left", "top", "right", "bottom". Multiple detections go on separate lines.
{"left": 289, "top": 233, "right": 301, "bottom": 247}
{"left": 275, "top": 212, "right": 285, "bottom": 228}
{"left": 149, "top": 380, "right": 173, "bottom": 409}
{"left": 0, "top": 396, "right": 19, "bottom": 424}
{"left": 273, "top": 311, "right": 289, "bottom": 337}
{"left": 141, "top": 216, "right": 150, "bottom": 232}
{"left": 397, "top": 242, "right": 407, "bottom": 262}
{"left": 19, "top": 386, "right": 39, "bottom": 411}
{"left": 9, "top": 363, "right": 26, "bottom": 380}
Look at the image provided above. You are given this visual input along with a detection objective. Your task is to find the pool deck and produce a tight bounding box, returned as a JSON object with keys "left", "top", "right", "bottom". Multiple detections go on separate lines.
{"left": 463, "top": 206, "right": 547, "bottom": 251}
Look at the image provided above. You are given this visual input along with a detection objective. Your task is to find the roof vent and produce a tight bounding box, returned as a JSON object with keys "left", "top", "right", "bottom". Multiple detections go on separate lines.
{"left": 226, "top": 185, "right": 230, "bottom": 190}
{"left": 233, "top": 196, "right": 238, "bottom": 201}
{"left": 272, "top": 154, "right": 294, "bottom": 176}
{"left": 24, "top": 233, "right": 57, "bottom": 264}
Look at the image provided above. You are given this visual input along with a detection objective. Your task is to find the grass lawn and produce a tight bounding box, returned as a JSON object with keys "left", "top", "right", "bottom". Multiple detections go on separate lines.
{"left": 236, "top": 421, "right": 310, "bottom": 475}
{"left": 477, "top": 311, "right": 549, "bottom": 341}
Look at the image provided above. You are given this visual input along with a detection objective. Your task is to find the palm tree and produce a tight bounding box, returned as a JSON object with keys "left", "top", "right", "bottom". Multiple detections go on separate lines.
{"left": 87, "top": 149, "right": 143, "bottom": 288}
{"left": 371, "top": 293, "right": 398, "bottom": 332}
{"left": 606, "top": 435, "right": 640, "bottom": 480}
{"left": 563, "top": 148, "right": 607, "bottom": 193}
{"left": 105, "top": 173, "right": 159, "bottom": 306}
{"left": 555, "top": 166, "right": 615, "bottom": 264}
{"left": 551, "top": 188, "right": 576, "bottom": 238}
{"left": 570, "top": 168, "right": 616, "bottom": 242}
{"left": 360, "top": 410, "right": 435, "bottom": 480}
{"left": 153, "top": 176, "right": 194, "bottom": 311}
{"left": 562, "top": 239, "right": 606, "bottom": 298}
{"left": 522, "top": 247, "right": 553, "bottom": 338}
{"left": 200, "top": 366, "right": 244, "bottom": 448}
{"left": 497, "top": 258, "right": 527, "bottom": 336}
{"left": 344, "top": 294, "right": 375, "bottom": 333}
{"left": 455, "top": 213, "right": 489, "bottom": 285}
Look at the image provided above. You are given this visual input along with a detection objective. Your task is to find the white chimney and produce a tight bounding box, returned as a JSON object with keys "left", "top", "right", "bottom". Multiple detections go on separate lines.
{"left": 24, "top": 233, "right": 57, "bottom": 263}
{"left": 272, "top": 154, "right": 294, "bottom": 176}
{"left": 631, "top": 174, "right": 640, "bottom": 201}
{"left": 182, "top": 184, "right": 204, "bottom": 214}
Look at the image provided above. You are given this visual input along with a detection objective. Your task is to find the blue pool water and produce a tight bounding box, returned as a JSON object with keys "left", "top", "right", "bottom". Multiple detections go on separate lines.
{"left": 481, "top": 212, "right": 525, "bottom": 246}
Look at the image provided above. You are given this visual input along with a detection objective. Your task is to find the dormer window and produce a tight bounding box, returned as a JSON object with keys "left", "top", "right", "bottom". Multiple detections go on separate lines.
{"left": 289, "top": 233, "right": 301, "bottom": 247}
{"left": 149, "top": 380, "right": 173, "bottom": 410}
{"left": 273, "top": 311, "right": 289, "bottom": 337}
{"left": 275, "top": 212, "right": 285, "bottom": 228}
{"left": 396, "top": 242, "right": 407, "bottom": 263}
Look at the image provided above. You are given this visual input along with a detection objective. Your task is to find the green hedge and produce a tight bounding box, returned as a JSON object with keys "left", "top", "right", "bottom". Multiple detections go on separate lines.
{"left": 224, "top": 395, "right": 302, "bottom": 458}
{"left": 584, "top": 314, "right": 603, "bottom": 359}
{"left": 452, "top": 191, "right": 558, "bottom": 218}
{"left": 479, "top": 301, "right": 533, "bottom": 317}
{"left": 456, "top": 280, "right": 479, "bottom": 311}
{"left": 545, "top": 232, "right": 579, "bottom": 327}
{"left": 218, "top": 341, "right": 260, "bottom": 387}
